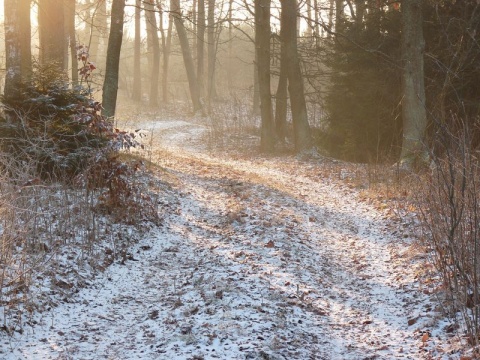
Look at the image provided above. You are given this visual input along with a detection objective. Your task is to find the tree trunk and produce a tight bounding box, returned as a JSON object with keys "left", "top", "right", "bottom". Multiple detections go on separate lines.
{"left": 4, "top": 0, "right": 31, "bottom": 100}
{"left": 335, "top": 0, "right": 344, "bottom": 33}
{"left": 132, "top": 0, "right": 142, "bottom": 101}
{"left": 38, "top": 0, "right": 66, "bottom": 71}
{"left": 275, "top": 34, "right": 288, "bottom": 142}
{"left": 171, "top": 0, "right": 203, "bottom": 112}
{"left": 314, "top": 0, "right": 320, "bottom": 37}
{"left": 253, "top": 56, "right": 260, "bottom": 115}
{"left": 400, "top": 0, "right": 428, "bottom": 166}
{"left": 328, "top": 0, "right": 334, "bottom": 37}
{"left": 19, "top": 0, "right": 32, "bottom": 81}
{"left": 197, "top": 0, "right": 206, "bottom": 98}
{"left": 66, "top": 0, "right": 78, "bottom": 86}
{"left": 207, "top": 0, "right": 217, "bottom": 103}
{"left": 255, "top": 0, "right": 275, "bottom": 152}
{"left": 306, "top": 0, "right": 313, "bottom": 37}
{"left": 158, "top": 0, "right": 173, "bottom": 104}
{"left": 145, "top": 0, "right": 161, "bottom": 107}
{"left": 281, "top": 0, "right": 312, "bottom": 152}
{"left": 355, "top": 0, "right": 365, "bottom": 29}
{"left": 192, "top": 0, "right": 197, "bottom": 51}
{"left": 89, "top": 0, "right": 107, "bottom": 66}
{"left": 227, "top": 0, "right": 234, "bottom": 89}
{"left": 102, "top": 0, "right": 125, "bottom": 119}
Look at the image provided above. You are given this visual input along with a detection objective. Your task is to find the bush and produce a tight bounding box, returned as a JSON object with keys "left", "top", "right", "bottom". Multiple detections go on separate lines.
{"left": 419, "top": 119, "right": 480, "bottom": 346}
{"left": 0, "top": 66, "right": 135, "bottom": 181}
{"left": 0, "top": 66, "right": 159, "bottom": 334}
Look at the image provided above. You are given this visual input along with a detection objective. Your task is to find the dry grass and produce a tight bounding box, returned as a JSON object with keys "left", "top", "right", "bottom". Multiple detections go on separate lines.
{"left": 0, "top": 147, "right": 162, "bottom": 335}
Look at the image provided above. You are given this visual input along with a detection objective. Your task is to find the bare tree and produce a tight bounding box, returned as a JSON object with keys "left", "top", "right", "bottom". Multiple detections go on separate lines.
{"left": 19, "top": 0, "right": 32, "bottom": 81}
{"left": 38, "top": 0, "right": 66, "bottom": 71}
{"left": 335, "top": 0, "right": 344, "bottom": 33}
{"left": 274, "top": 32, "right": 288, "bottom": 142}
{"left": 281, "top": 0, "right": 312, "bottom": 151}
{"left": 65, "top": 0, "right": 78, "bottom": 85}
{"left": 255, "top": 0, "right": 275, "bottom": 151}
{"left": 207, "top": 0, "right": 217, "bottom": 102}
{"left": 197, "top": 0, "right": 206, "bottom": 98}
{"left": 132, "top": 0, "right": 142, "bottom": 101}
{"left": 171, "top": 0, "right": 203, "bottom": 112}
{"left": 227, "top": 0, "right": 234, "bottom": 89}
{"left": 4, "top": 0, "right": 31, "bottom": 101}
{"left": 355, "top": 0, "right": 365, "bottom": 28}
{"left": 145, "top": 0, "right": 161, "bottom": 107}
{"left": 157, "top": 0, "right": 173, "bottom": 103}
{"left": 400, "top": 0, "right": 428, "bottom": 167}
{"left": 89, "top": 0, "right": 107, "bottom": 66}
{"left": 102, "top": 0, "right": 126, "bottom": 118}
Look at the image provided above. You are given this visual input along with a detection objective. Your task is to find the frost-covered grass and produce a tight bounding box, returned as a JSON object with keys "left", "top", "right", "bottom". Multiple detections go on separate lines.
{"left": 0, "top": 151, "right": 162, "bottom": 341}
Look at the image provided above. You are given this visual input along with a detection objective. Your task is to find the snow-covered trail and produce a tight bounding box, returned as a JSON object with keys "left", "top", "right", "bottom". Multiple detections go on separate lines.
{"left": 4, "top": 119, "right": 449, "bottom": 359}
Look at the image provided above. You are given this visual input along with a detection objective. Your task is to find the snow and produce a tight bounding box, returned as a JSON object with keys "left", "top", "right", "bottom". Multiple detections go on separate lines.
{"left": 1, "top": 117, "right": 464, "bottom": 359}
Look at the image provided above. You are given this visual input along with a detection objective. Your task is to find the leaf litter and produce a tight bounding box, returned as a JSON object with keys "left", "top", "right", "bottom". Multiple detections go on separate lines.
{"left": 1, "top": 117, "right": 464, "bottom": 359}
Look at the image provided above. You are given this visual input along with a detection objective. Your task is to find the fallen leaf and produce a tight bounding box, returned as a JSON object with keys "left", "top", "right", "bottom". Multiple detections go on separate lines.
{"left": 421, "top": 333, "right": 429, "bottom": 343}
{"left": 265, "top": 240, "right": 275, "bottom": 248}
{"left": 407, "top": 317, "right": 417, "bottom": 326}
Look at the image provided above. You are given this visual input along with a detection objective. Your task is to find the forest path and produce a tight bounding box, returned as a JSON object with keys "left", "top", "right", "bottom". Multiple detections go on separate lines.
{"left": 6, "top": 118, "right": 448, "bottom": 359}
{"left": 141, "top": 118, "right": 442, "bottom": 359}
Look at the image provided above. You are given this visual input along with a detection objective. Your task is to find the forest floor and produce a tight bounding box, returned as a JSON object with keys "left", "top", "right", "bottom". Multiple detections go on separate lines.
{"left": 2, "top": 113, "right": 465, "bottom": 359}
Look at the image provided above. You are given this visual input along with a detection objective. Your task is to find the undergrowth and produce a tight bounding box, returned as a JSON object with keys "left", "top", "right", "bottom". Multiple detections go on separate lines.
{"left": 0, "top": 67, "right": 161, "bottom": 335}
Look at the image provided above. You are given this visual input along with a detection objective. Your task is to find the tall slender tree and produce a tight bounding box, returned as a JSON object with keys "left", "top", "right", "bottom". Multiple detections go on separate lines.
{"left": 66, "top": 0, "right": 78, "bottom": 85}
{"left": 145, "top": 0, "right": 161, "bottom": 107}
{"left": 171, "top": 0, "right": 203, "bottom": 112}
{"left": 328, "top": 0, "right": 334, "bottom": 37}
{"left": 19, "top": 0, "right": 32, "bottom": 81}
{"left": 207, "top": 0, "right": 217, "bottom": 102}
{"left": 335, "top": 0, "right": 344, "bottom": 33}
{"left": 255, "top": 0, "right": 275, "bottom": 151}
{"left": 227, "top": 0, "right": 234, "bottom": 89}
{"left": 400, "top": 0, "right": 427, "bottom": 166}
{"left": 281, "top": 0, "right": 312, "bottom": 151}
{"left": 102, "top": 0, "right": 126, "bottom": 118}
{"left": 4, "top": 0, "right": 31, "bottom": 101}
{"left": 197, "top": 0, "right": 206, "bottom": 98}
{"left": 157, "top": 0, "right": 173, "bottom": 103}
{"left": 306, "top": 0, "right": 313, "bottom": 37}
{"left": 274, "top": 32, "right": 288, "bottom": 142}
{"left": 38, "top": 0, "right": 66, "bottom": 71}
{"left": 132, "top": 0, "right": 142, "bottom": 101}
{"left": 89, "top": 0, "right": 107, "bottom": 66}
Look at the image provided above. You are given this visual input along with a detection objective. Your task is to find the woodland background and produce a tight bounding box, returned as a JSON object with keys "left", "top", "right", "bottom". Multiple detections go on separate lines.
{"left": 2, "top": 0, "right": 480, "bottom": 355}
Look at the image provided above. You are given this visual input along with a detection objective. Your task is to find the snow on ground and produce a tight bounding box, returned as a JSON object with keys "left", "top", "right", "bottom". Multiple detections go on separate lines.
{"left": 2, "top": 117, "right": 462, "bottom": 359}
